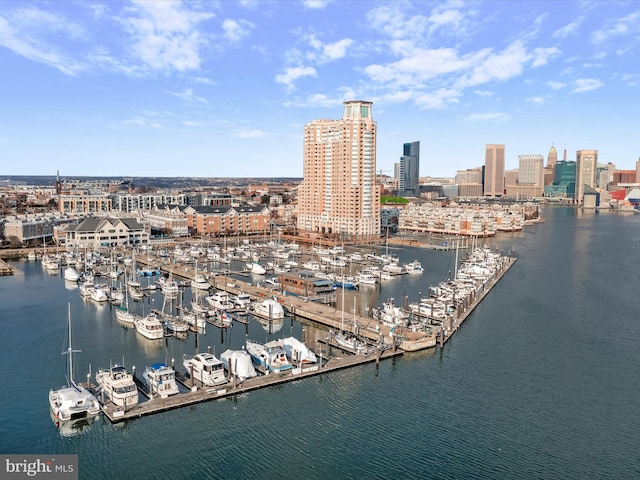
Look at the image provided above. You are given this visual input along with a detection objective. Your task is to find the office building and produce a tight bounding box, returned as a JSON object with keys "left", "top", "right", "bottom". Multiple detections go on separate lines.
{"left": 397, "top": 141, "right": 420, "bottom": 197}
{"left": 484, "top": 144, "right": 505, "bottom": 196}
{"left": 576, "top": 150, "right": 598, "bottom": 204}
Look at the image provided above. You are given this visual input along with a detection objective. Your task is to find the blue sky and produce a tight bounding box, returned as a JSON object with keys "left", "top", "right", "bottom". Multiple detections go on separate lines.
{"left": 1, "top": 0, "right": 639, "bottom": 178}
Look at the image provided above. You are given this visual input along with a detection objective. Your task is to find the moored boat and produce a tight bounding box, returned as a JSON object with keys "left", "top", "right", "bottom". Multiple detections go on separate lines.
{"left": 183, "top": 353, "right": 227, "bottom": 386}
{"left": 251, "top": 298, "right": 285, "bottom": 320}
{"left": 95, "top": 364, "right": 138, "bottom": 409}
{"left": 49, "top": 304, "right": 100, "bottom": 422}
{"left": 143, "top": 363, "right": 180, "bottom": 398}
{"left": 245, "top": 339, "right": 292, "bottom": 373}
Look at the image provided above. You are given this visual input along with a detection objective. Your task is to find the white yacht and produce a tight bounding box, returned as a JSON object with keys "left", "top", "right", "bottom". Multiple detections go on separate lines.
{"left": 135, "top": 314, "right": 165, "bottom": 340}
{"left": 245, "top": 339, "right": 292, "bottom": 373}
{"left": 183, "top": 353, "right": 227, "bottom": 386}
{"left": 232, "top": 292, "right": 252, "bottom": 309}
{"left": 251, "top": 298, "right": 285, "bottom": 320}
{"left": 191, "top": 273, "right": 210, "bottom": 291}
{"left": 282, "top": 337, "right": 317, "bottom": 364}
{"left": 90, "top": 284, "right": 110, "bottom": 303}
{"left": 49, "top": 305, "right": 100, "bottom": 422}
{"left": 206, "top": 291, "right": 234, "bottom": 311}
{"left": 158, "top": 274, "right": 179, "bottom": 296}
{"left": 95, "top": 365, "right": 138, "bottom": 409}
{"left": 143, "top": 363, "right": 180, "bottom": 398}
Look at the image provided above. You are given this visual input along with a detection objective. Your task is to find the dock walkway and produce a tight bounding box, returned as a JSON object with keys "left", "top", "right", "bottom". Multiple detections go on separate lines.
{"left": 100, "top": 348, "right": 403, "bottom": 423}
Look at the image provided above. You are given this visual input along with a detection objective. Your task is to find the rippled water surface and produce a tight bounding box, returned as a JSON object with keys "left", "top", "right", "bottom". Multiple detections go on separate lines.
{"left": 1, "top": 207, "right": 639, "bottom": 479}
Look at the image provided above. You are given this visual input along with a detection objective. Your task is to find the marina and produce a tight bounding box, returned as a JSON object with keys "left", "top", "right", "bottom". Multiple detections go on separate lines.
{"left": 23, "top": 237, "right": 517, "bottom": 424}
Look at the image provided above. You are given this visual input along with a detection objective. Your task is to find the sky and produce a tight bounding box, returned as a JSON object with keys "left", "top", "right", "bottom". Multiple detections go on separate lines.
{"left": 1, "top": 0, "right": 639, "bottom": 178}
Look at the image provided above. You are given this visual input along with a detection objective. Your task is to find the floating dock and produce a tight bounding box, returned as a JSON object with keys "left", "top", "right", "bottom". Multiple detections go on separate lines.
{"left": 0, "top": 259, "right": 14, "bottom": 276}
{"left": 100, "top": 348, "right": 403, "bottom": 423}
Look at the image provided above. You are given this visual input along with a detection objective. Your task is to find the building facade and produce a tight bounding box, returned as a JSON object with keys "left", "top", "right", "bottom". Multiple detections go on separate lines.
{"left": 484, "top": 144, "right": 505, "bottom": 197}
{"left": 576, "top": 150, "right": 598, "bottom": 204}
{"left": 64, "top": 217, "right": 149, "bottom": 249}
{"left": 397, "top": 141, "right": 420, "bottom": 197}
{"left": 297, "top": 101, "right": 380, "bottom": 241}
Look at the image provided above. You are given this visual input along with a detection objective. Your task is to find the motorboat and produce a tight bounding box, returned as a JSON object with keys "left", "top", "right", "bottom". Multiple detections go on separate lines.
{"left": 282, "top": 337, "right": 317, "bottom": 364}
{"left": 220, "top": 349, "right": 257, "bottom": 381}
{"left": 158, "top": 274, "right": 179, "bottom": 295}
{"left": 183, "top": 353, "right": 227, "bottom": 386}
{"left": 64, "top": 267, "right": 80, "bottom": 282}
{"left": 404, "top": 260, "right": 424, "bottom": 275}
{"left": 205, "top": 291, "right": 234, "bottom": 311}
{"left": 246, "top": 262, "right": 266, "bottom": 275}
{"left": 143, "top": 363, "right": 180, "bottom": 398}
{"left": 232, "top": 292, "right": 252, "bottom": 309}
{"left": 90, "top": 284, "right": 110, "bottom": 303}
{"left": 191, "top": 273, "right": 210, "bottom": 291}
{"left": 135, "top": 314, "right": 165, "bottom": 340}
{"left": 251, "top": 298, "right": 285, "bottom": 320}
{"left": 49, "top": 304, "right": 100, "bottom": 422}
{"left": 245, "top": 339, "right": 292, "bottom": 373}
{"left": 95, "top": 365, "right": 138, "bottom": 409}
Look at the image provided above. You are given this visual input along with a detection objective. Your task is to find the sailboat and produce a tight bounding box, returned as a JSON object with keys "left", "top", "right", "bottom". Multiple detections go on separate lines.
{"left": 49, "top": 304, "right": 100, "bottom": 422}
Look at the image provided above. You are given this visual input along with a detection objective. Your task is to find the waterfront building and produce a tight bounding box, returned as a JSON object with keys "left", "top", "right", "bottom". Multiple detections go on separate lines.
{"left": 110, "top": 193, "right": 186, "bottom": 213}
{"left": 297, "top": 100, "right": 380, "bottom": 242}
{"left": 505, "top": 155, "right": 544, "bottom": 199}
{"left": 484, "top": 144, "right": 505, "bottom": 197}
{"left": 380, "top": 207, "right": 401, "bottom": 233}
{"left": 544, "top": 160, "right": 576, "bottom": 200}
{"left": 397, "top": 141, "right": 420, "bottom": 197}
{"left": 576, "top": 150, "right": 598, "bottom": 204}
{"left": 64, "top": 217, "right": 149, "bottom": 249}
{"left": 58, "top": 194, "right": 112, "bottom": 214}
{"left": 144, "top": 205, "right": 189, "bottom": 237}
{"left": 455, "top": 168, "right": 483, "bottom": 198}
{"left": 636, "top": 158, "right": 640, "bottom": 183}
{"left": 190, "top": 205, "right": 270, "bottom": 237}
{"left": 3, "top": 213, "right": 75, "bottom": 246}
{"left": 613, "top": 170, "right": 636, "bottom": 185}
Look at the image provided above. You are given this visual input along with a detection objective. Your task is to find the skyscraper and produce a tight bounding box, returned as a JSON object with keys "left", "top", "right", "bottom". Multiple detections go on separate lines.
{"left": 297, "top": 101, "right": 380, "bottom": 241}
{"left": 398, "top": 141, "right": 420, "bottom": 197}
{"left": 544, "top": 145, "right": 557, "bottom": 186}
{"left": 576, "top": 150, "right": 598, "bottom": 204}
{"left": 484, "top": 144, "right": 505, "bottom": 196}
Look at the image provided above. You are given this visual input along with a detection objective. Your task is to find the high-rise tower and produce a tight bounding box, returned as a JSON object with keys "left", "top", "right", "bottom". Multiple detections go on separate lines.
{"left": 576, "top": 149, "right": 598, "bottom": 204}
{"left": 398, "top": 141, "right": 420, "bottom": 197}
{"left": 484, "top": 144, "right": 505, "bottom": 196}
{"left": 297, "top": 101, "right": 380, "bottom": 241}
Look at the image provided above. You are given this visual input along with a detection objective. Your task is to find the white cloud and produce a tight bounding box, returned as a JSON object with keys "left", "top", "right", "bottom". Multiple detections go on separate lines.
{"left": 459, "top": 41, "right": 531, "bottom": 87}
{"left": 222, "top": 19, "right": 254, "bottom": 42}
{"left": 571, "top": 78, "right": 604, "bottom": 93}
{"left": 232, "top": 129, "right": 266, "bottom": 139}
{"left": 170, "top": 88, "right": 208, "bottom": 103}
{"left": 553, "top": 18, "right": 583, "bottom": 38}
{"left": 466, "top": 112, "right": 511, "bottom": 122}
{"left": 120, "top": 1, "right": 214, "bottom": 73}
{"left": 591, "top": 11, "right": 640, "bottom": 44}
{"left": 0, "top": 10, "right": 85, "bottom": 75}
{"left": 620, "top": 73, "right": 640, "bottom": 86}
{"left": 275, "top": 66, "right": 317, "bottom": 90}
{"left": 302, "top": 0, "right": 332, "bottom": 9}
{"left": 473, "top": 90, "right": 493, "bottom": 97}
{"left": 414, "top": 88, "right": 460, "bottom": 110}
{"left": 366, "top": 5, "right": 428, "bottom": 40}
{"left": 531, "top": 47, "right": 561, "bottom": 67}
{"left": 182, "top": 120, "right": 206, "bottom": 127}
{"left": 429, "top": 9, "right": 463, "bottom": 28}
{"left": 547, "top": 80, "right": 566, "bottom": 90}
{"left": 320, "top": 38, "right": 353, "bottom": 61}
{"left": 194, "top": 76, "right": 216, "bottom": 85}
{"left": 526, "top": 96, "right": 546, "bottom": 106}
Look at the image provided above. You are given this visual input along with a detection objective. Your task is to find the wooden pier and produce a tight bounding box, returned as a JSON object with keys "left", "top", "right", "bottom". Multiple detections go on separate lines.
{"left": 100, "top": 348, "right": 404, "bottom": 423}
{"left": 436, "top": 256, "right": 516, "bottom": 347}
{"left": 0, "top": 259, "right": 14, "bottom": 276}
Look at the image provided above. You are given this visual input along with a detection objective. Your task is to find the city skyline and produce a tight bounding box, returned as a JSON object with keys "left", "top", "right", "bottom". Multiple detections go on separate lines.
{"left": 1, "top": 1, "right": 639, "bottom": 178}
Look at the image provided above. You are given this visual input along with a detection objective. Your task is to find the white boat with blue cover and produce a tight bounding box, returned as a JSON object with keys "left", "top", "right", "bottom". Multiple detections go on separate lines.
{"left": 143, "top": 363, "right": 179, "bottom": 398}
{"left": 245, "top": 339, "right": 292, "bottom": 373}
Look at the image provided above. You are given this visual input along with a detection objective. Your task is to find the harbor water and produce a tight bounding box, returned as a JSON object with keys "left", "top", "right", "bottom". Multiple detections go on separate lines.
{"left": 1, "top": 206, "right": 639, "bottom": 479}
